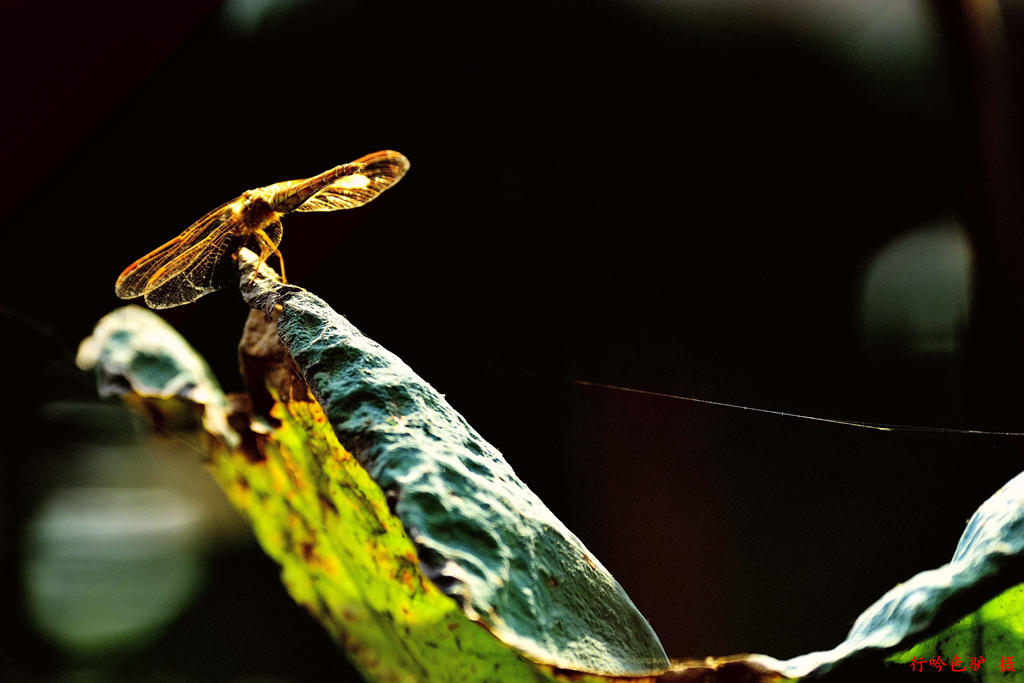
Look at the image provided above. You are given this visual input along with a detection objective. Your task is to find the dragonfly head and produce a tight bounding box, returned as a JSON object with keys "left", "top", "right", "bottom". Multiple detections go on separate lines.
{"left": 237, "top": 189, "right": 273, "bottom": 214}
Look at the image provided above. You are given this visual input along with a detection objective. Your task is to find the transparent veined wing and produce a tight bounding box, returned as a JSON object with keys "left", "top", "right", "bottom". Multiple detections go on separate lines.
{"left": 293, "top": 150, "right": 410, "bottom": 212}
{"left": 140, "top": 215, "right": 284, "bottom": 309}
{"left": 115, "top": 199, "right": 241, "bottom": 302}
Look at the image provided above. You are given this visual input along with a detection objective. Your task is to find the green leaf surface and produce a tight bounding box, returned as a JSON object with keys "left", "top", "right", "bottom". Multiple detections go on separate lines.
{"left": 78, "top": 306, "right": 557, "bottom": 681}
{"left": 209, "top": 331, "right": 548, "bottom": 682}
{"left": 237, "top": 251, "right": 670, "bottom": 676}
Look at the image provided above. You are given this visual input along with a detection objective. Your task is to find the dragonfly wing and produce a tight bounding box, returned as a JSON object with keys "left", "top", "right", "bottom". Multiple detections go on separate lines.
{"left": 142, "top": 214, "right": 285, "bottom": 309}
{"left": 137, "top": 207, "right": 264, "bottom": 309}
{"left": 294, "top": 150, "right": 410, "bottom": 212}
{"left": 141, "top": 224, "right": 249, "bottom": 309}
{"left": 115, "top": 199, "right": 238, "bottom": 301}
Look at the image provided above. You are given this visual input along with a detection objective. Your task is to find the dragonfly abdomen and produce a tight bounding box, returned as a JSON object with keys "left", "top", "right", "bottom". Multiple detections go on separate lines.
{"left": 270, "top": 164, "right": 356, "bottom": 213}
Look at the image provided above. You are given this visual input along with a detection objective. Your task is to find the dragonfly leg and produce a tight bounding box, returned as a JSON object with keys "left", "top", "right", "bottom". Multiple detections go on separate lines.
{"left": 274, "top": 244, "right": 287, "bottom": 284}
{"left": 253, "top": 227, "right": 287, "bottom": 284}
{"left": 248, "top": 243, "right": 266, "bottom": 284}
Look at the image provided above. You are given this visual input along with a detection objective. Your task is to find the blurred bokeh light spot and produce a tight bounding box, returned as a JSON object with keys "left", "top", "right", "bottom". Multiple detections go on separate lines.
{"left": 221, "top": 0, "right": 311, "bottom": 34}
{"left": 23, "top": 487, "right": 205, "bottom": 657}
{"left": 859, "top": 220, "right": 974, "bottom": 355}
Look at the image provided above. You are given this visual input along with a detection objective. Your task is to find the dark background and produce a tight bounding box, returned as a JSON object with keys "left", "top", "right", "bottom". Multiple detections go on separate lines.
{"left": 2, "top": 0, "right": 1023, "bottom": 680}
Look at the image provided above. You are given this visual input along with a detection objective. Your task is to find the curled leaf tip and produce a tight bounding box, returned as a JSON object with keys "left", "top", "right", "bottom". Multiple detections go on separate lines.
{"left": 77, "top": 305, "right": 237, "bottom": 447}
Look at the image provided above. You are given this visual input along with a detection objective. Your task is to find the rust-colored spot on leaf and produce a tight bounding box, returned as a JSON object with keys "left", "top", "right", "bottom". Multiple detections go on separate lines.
{"left": 298, "top": 540, "right": 316, "bottom": 564}
{"left": 319, "top": 493, "right": 338, "bottom": 515}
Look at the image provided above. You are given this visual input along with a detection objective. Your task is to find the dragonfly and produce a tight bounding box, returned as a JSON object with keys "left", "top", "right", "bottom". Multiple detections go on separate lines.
{"left": 115, "top": 150, "right": 410, "bottom": 309}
